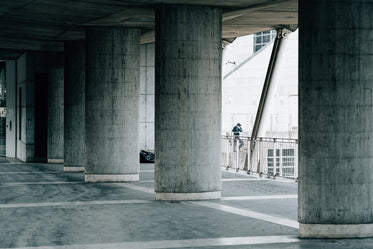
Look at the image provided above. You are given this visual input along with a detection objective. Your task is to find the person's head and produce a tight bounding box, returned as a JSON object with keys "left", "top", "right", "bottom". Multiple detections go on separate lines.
{"left": 237, "top": 123, "right": 241, "bottom": 127}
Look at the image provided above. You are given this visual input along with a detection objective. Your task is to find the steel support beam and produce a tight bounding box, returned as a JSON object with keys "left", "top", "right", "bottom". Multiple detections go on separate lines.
{"left": 247, "top": 28, "right": 291, "bottom": 172}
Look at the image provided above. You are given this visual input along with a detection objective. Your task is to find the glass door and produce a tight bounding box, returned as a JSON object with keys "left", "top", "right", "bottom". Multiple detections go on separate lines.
{"left": 0, "top": 62, "right": 6, "bottom": 156}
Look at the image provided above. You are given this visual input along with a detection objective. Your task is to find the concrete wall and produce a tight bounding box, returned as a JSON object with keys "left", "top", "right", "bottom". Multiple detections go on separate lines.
{"left": 16, "top": 52, "right": 51, "bottom": 162}
{"left": 16, "top": 53, "right": 35, "bottom": 162}
{"left": 5, "top": 60, "right": 16, "bottom": 158}
{"left": 64, "top": 41, "right": 85, "bottom": 170}
{"left": 139, "top": 43, "right": 155, "bottom": 151}
{"left": 47, "top": 53, "right": 64, "bottom": 162}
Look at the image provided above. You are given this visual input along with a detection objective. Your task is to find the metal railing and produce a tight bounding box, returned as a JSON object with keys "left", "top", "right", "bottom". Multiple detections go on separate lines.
{"left": 221, "top": 135, "right": 298, "bottom": 180}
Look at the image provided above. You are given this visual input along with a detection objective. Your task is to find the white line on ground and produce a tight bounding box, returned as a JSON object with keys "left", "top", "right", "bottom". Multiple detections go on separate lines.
{"left": 113, "top": 182, "right": 155, "bottom": 194}
{"left": 139, "top": 178, "right": 271, "bottom": 183}
{"left": 0, "top": 181, "right": 83, "bottom": 186}
{"left": 222, "top": 178, "right": 267, "bottom": 181}
{"left": 113, "top": 183, "right": 298, "bottom": 229}
{"left": 140, "top": 170, "right": 154, "bottom": 173}
{"left": 190, "top": 201, "right": 299, "bottom": 229}
{"left": 0, "top": 171, "right": 63, "bottom": 174}
{"left": 221, "top": 195, "right": 298, "bottom": 201}
{"left": 0, "top": 200, "right": 152, "bottom": 209}
{"left": 222, "top": 167, "right": 297, "bottom": 183}
{"left": 141, "top": 178, "right": 289, "bottom": 183}
{"left": 0, "top": 235, "right": 300, "bottom": 249}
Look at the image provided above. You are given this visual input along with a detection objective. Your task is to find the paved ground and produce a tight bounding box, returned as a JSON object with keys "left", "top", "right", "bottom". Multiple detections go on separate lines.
{"left": 0, "top": 160, "right": 373, "bottom": 248}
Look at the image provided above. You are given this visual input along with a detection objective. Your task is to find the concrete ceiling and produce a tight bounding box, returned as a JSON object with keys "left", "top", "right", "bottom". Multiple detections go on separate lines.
{"left": 0, "top": 0, "right": 297, "bottom": 59}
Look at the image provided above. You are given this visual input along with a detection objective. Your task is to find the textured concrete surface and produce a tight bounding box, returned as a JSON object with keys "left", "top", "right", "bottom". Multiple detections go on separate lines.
{"left": 0, "top": 1, "right": 297, "bottom": 59}
{"left": 47, "top": 53, "right": 64, "bottom": 161}
{"left": 154, "top": 5, "right": 222, "bottom": 197}
{"left": 1, "top": 161, "right": 373, "bottom": 248}
{"left": 298, "top": 0, "right": 373, "bottom": 237}
{"left": 64, "top": 42, "right": 85, "bottom": 170}
{"left": 17, "top": 53, "right": 48, "bottom": 162}
{"left": 85, "top": 27, "right": 140, "bottom": 178}
{"left": 16, "top": 53, "right": 35, "bottom": 162}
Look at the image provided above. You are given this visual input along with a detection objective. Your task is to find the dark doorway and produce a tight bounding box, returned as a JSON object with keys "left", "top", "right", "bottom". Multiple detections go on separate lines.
{"left": 34, "top": 73, "right": 48, "bottom": 162}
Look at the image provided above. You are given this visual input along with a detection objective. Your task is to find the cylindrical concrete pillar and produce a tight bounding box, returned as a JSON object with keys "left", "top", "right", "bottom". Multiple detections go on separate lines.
{"left": 299, "top": 0, "right": 373, "bottom": 238}
{"left": 154, "top": 5, "right": 222, "bottom": 200}
{"left": 64, "top": 41, "right": 85, "bottom": 172}
{"left": 85, "top": 27, "right": 140, "bottom": 182}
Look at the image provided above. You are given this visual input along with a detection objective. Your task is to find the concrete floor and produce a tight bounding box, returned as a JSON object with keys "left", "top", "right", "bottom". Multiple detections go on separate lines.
{"left": 0, "top": 160, "right": 373, "bottom": 248}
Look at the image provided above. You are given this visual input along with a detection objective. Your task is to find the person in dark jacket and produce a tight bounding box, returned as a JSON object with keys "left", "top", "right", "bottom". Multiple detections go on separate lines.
{"left": 232, "top": 123, "right": 244, "bottom": 152}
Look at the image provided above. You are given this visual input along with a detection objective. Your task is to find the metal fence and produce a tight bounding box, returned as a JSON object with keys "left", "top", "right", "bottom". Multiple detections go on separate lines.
{"left": 221, "top": 135, "right": 298, "bottom": 180}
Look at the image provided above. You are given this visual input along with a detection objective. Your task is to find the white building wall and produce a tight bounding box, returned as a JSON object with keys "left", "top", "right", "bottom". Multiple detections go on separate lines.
{"left": 222, "top": 30, "right": 298, "bottom": 138}
{"left": 222, "top": 35, "right": 254, "bottom": 76}
{"left": 222, "top": 39, "right": 273, "bottom": 136}
{"left": 139, "top": 43, "right": 155, "bottom": 151}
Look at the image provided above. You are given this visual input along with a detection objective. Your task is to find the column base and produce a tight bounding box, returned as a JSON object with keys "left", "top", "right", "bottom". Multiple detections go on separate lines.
{"left": 64, "top": 167, "right": 85, "bottom": 173}
{"left": 300, "top": 223, "right": 373, "bottom": 238}
{"left": 48, "top": 159, "right": 64, "bottom": 164}
{"left": 155, "top": 191, "right": 221, "bottom": 201}
{"left": 85, "top": 174, "right": 139, "bottom": 183}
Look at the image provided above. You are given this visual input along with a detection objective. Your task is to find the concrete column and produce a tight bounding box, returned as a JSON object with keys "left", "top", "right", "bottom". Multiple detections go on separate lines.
{"left": 154, "top": 5, "right": 222, "bottom": 200}
{"left": 16, "top": 53, "right": 36, "bottom": 162}
{"left": 5, "top": 60, "right": 16, "bottom": 158}
{"left": 64, "top": 42, "right": 85, "bottom": 172}
{"left": 299, "top": 0, "right": 373, "bottom": 238}
{"left": 85, "top": 27, "right": 140, "bottom": 182}
{"left": 47, "top": 53, "right": 64, "bottom": 163}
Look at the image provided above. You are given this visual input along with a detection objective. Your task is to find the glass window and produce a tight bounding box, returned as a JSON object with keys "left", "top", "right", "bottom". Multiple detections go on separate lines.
{"left": 282, "top": 157, "right": 294, "bottom": 166}
{"left": 253, "top": 30, "right": 277, "bottom": 52}
{"left": 283, "top": 168, "right": 294, "bottom": 175}
{"left": 282, "top": 149, "right": 294, "bottom": 157}
{"left": 268, "top": 158, "right": 273, "bottom": 167}
{"left": 268, "top": 149, "right": 273, "bottom": 157}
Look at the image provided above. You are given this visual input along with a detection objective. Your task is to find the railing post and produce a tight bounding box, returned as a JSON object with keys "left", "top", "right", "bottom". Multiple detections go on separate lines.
{"left": 226, "top": 136, "right": 229, "bottom": 169}
{"left": 295, "top": 139, "right": 298, "bottom": 180}
{"left": 246, "top": 137, "right": 251, "bottom": 173}
{"left": 220, "top": 135, "right": 298, "bottom": 180}
{"left": 259, "top": 138, "right": 262, "bottom": 175}
{"left": 235, "top": 137, "right": 239, "bottom": 171}
{"left": 272, "top": 138, "right": 277, "bottom": 178}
